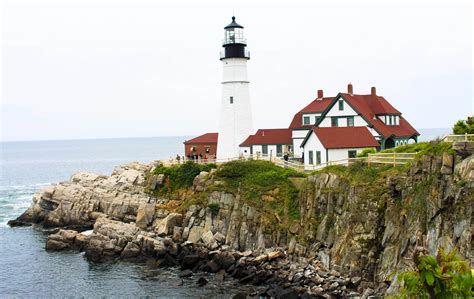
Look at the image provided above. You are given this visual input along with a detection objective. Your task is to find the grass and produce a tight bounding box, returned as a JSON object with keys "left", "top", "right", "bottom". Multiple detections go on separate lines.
{"left": 151, "top": 161, "right": 216, "bottom": 193}
{"left": 214, "top": 160, "right": 304, "bottom": 223}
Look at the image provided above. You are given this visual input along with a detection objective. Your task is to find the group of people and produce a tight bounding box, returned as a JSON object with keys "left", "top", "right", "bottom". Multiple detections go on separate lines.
{"left": 171, "top": 153, "right": 213, "bottom": 164}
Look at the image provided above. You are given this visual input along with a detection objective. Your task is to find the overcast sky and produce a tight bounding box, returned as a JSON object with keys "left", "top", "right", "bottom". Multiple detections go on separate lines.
{"left": 1, "top": 0, "right": 473, "bottom": 141}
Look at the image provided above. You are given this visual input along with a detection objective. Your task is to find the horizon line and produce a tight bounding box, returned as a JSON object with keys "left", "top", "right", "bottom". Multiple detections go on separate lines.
{"left": 0, "top": 127, "right": 452, "bottom": 143}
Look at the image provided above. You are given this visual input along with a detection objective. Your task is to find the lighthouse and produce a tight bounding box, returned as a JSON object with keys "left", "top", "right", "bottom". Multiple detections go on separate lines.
{"left": 216, "top": 16, "right": 253, "bottom": 160}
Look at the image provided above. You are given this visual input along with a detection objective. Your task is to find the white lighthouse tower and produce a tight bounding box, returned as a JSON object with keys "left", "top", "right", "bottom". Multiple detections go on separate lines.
{"left": 216, "top": 16, "right": 253, "bottom": 160}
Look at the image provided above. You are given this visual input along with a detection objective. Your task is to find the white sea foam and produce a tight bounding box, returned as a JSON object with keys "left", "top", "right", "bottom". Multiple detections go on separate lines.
{"left": 0, "top": 183, "right": 51, "bottom": 191}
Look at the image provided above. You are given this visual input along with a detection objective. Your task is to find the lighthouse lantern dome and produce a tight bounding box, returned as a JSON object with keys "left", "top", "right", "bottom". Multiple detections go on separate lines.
{"left": 223, "top": 16, "right": 246, "bottom": 46}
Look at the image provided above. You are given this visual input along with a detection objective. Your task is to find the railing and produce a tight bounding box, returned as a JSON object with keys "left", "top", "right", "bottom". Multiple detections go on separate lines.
{"left": 442, "top": 134, "right": 474, "bottom": 142}
{"left": 161, "top": 152, "right": 417, "bottom": 172}
{"left": 367, "top": 152, "right": 417, "bottom": 167}
{"left": 304, "top": 157, "right": 366, "bottom": 171}
{"left": 222, "top": 37, "right": 247, "bottom": 45}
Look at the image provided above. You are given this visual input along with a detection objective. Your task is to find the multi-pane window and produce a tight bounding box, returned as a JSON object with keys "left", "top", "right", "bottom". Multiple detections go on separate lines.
{"left": 348, "top": 150, "right": 357, "bottom": 158}
{"left": 262, "top": 145, "right": 268, "bottom": 155}
{"left": 316, "top": 151, "right": 321, "bottom": 165}
{"left": 347, "top": 116, "right": 354, "bottom": 127}
{"left": 276, "top": 145, "right": 282, "bottom": 156}
{"left": 338, "top": 100, "right": 344, "bottom": 111}
{"left": 308, "top": 150, "right": 314, "bottom": 165}
{"left": 303, "top": 116, "right": 310, "bottom": 125}
{"left": 331, "top": 117, "right": 339, "bottom": 127}
{"left": 315, "top": 116, "right": 320, "bottom": 124}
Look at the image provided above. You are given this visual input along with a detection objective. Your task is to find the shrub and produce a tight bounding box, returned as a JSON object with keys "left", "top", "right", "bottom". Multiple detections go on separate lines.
{"left": 394, "top": 248, "right": 472, "bottom": 298}
{"left": 207, "top": 203, "right": 220, "bottom": 215}
{"left": 357, "top": 148, "right": 377, "bottom": 157}
{"left": 453, "top": 116, "right": 474, "bottom": 134}
{"left": 381, "top": 141, "right": 454, "bottom": 156}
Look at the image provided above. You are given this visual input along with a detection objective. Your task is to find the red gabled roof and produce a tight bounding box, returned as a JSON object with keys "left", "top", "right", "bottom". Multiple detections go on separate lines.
{"left": 313, "top": 127, "right": 380, "bottom": 149}
{"left": 184, "top": 133, "right": 218, "bottom": 144}
{"left": 289, "top": 97, "right": 334, "bottom": 129}
{"left": 240, "top": 128, "right": 292, "bottom": 146}
{"left": 339, "top": 93, "right": 419, "bottom": 138}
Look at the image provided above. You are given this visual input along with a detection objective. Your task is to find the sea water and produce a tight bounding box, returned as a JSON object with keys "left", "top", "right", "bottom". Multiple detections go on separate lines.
{"left": 0, "top": 137, "right": 253, "bottom": 298}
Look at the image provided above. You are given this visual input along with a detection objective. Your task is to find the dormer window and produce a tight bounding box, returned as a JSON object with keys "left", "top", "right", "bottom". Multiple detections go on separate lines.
{"left": 303, "top": 116, "right": 310, "bottom": 125}
{"left": 382, "top": 115, "right": 400, "bottom": 126}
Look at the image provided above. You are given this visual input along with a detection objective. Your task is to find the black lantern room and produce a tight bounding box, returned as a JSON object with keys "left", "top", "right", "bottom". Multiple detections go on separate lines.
{"left": 220, "top": 16, "right": 250, "bottom": 60}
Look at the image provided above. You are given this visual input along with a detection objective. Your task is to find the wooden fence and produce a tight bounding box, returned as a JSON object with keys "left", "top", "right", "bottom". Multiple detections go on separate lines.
{"left": 442, "top": 134, "right": 474, "bottom": 142}
{"left": 367, "top": 152, "right": 417, "bottom": 167}
{"left": 161, "top": 152, "right": 417, "bottom": 172}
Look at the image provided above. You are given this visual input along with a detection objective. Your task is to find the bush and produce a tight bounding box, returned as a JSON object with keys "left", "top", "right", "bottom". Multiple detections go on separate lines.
{"left": 357, "top": 148, "right": 377, "bottom": 157}
{"left": 453, "top": 116, "right": 474, "bottom": 134}
{"left": 381, "top": 141, "right": 453, "bottom": 156}
{"left": 152, "top": 161, "right": 216, "bottom": 191}
{"left": 394, "top": 248, "right": 472, "bottom": 298}
{"left": 207, "top": 203, "right": 220, "bottom": 215}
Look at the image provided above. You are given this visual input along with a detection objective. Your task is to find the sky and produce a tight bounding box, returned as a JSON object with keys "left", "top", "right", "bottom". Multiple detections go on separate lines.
{"left": 1, "top": 0, "right": 473, "bottom": 142}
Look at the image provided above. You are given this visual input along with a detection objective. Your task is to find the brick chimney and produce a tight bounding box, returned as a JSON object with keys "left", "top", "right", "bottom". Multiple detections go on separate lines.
{"left": 317, "top": 89, "right": 323, "bottom": 99}
{"left": 371, "top": 87, "right": 376, "bottom": 95}
{"left": 347, "top": 83, "right": 353, "bottom": 94}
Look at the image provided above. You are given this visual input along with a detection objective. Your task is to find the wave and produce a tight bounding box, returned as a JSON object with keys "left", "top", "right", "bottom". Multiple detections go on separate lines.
{"left": 0, "top": 183, "right": 51, "bottom": 192}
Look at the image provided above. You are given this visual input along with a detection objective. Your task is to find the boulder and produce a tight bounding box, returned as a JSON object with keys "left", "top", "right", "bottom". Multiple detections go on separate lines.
{"left": 187, "top": 226, "right": 205, "bottom": 243}
{"left": 136, "top": 203, "right": 155, "bottom": 229}
{"left": 46, "top": 229, "right": 84, "bottom": 251}
{"left": 440, "top": 153, "right": 454, "bottom": 174}
{"left": 201, "top": 230, "right": 218, "bottom": 249}
{"left": 121, "top": 242, "right": 141, "bottom": 258}
{"left": 155, "top": 213, "right": 183, "bottom": 236}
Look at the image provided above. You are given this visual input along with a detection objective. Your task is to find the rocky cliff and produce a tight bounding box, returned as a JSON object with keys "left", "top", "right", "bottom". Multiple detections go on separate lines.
{"left": 9, "top": 143, "right": 473, "bottom": 297}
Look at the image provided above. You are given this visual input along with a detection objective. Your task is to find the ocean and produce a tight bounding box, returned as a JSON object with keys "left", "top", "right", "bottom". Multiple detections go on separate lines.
{"left": 0, "top": 137, "right": 252, "bottom": 298}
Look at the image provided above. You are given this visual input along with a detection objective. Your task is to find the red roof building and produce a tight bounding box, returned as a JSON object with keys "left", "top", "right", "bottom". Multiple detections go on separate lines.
{"left": 239, "top": 128, "right": 292, "bottom": 157}
{"left": 299, "top": 84, "right": 419, "bottom": 169}
{"left": 183, "top": 133, "right": 218, "bottom": 158}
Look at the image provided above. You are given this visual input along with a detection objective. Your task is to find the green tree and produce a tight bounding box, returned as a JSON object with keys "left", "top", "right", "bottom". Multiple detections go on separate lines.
{"left": 395, "top": 247, "right": 472, "bottom": 298}
{"left": 453, "top": 116, "right": 474, "bottom": 134}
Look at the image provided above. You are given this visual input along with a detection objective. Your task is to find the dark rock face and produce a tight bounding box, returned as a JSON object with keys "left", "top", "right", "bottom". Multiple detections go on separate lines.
{"left": 10, "top": 151, "right": 473, "bottom": 297}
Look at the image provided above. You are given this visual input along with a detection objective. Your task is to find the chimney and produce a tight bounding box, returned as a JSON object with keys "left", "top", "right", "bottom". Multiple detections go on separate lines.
{"left": 371, "top": 87, "right": 376, "bottom": 95}
{"left": 262, "top": 130, "right": 265, "bottom": 136}
{"left": 317, "top": 89, "right": 323, "bottom": 99}
{"left": 347, "top": 83, "right": 353, "bottom": 94}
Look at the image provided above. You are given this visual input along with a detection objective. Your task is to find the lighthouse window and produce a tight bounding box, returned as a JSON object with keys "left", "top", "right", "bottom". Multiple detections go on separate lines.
{"left": 230, "top": 96, "right": 233, "bottom": 104}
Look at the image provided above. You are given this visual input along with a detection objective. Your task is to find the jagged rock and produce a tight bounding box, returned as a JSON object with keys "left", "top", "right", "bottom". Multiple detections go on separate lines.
{"left": 201, "top": 230, "right": 219, "bottom": 249}
{"left": 267, "top": 250, "right": 283, "bottom": 261}
{"left": 193, "top": 171, "right": 209, "bottom": 191}
{"left": 179, "top": 269, "right": 193, "bottom": 277}
{"left": 121, "top": 242, "right": 141, "bottom": 258}
{"left": 135, "top": 203, "right": 155, "bottom": 229}
{"left": 187, "top": 226, "right": 205, "bottom": 243}
{"left": 154, "top": 213, "right": 182, "bottom": 236}
{"left": 182, "top": 254, "right": 200, "bottom": 270}
{"left": 441, "top": 153, "right": 454, "bottom": 174}
{"left": 46, "top": 229, "right": 85, "bottom": 251}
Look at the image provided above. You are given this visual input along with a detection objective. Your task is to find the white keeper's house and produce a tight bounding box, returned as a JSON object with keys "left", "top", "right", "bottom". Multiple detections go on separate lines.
{"left": 299, "top": 84, "right": 419, "bottom": 169}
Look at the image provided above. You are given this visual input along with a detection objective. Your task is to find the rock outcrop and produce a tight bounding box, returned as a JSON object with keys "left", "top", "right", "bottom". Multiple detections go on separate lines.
{"left": 9, "top": 148, "right": 473, "bottom": 297}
